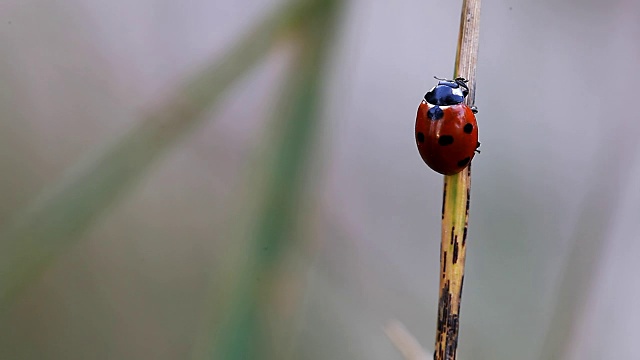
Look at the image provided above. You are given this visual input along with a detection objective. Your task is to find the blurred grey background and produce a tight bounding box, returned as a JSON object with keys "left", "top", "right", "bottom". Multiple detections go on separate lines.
{"left": 1, "top": 0, "right": 639, "bottom": 359}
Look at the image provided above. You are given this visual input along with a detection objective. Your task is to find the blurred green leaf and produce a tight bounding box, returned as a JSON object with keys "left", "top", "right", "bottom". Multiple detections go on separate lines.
{"left": 0, "top": 0, "right": 322, "bottom": 312}
{"left": 201, "top": 1, "right": 344, "bottom": 359}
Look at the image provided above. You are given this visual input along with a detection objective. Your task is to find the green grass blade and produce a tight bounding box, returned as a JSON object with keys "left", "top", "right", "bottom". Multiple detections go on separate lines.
{"left": 0, "top": 0, "right": 317, "bottom": 312}
{"left": 204, "top": 1, "right": 343, "bottom": 359}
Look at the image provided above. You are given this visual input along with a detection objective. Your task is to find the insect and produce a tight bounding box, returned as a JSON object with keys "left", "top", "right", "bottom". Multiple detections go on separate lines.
{"left": 415, "top": 76, "right": 479, "bottom": 175}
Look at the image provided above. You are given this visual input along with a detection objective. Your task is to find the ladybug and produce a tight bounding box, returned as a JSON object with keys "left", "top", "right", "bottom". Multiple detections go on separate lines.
{"left": 415, "top": 76, "right": 479, "bottom": 175}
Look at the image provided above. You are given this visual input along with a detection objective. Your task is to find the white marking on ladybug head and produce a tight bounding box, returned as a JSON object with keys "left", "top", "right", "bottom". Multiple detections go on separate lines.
{"left": 426, "top": 103, "right": 451, "bottom": 110}
{"left": 451, "top": 86, "right": 464, "bottom": 98}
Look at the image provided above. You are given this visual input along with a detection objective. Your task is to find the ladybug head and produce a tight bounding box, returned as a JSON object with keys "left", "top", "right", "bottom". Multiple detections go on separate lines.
{"left": 424, "top": 76, "right": 469, "bottom": 106}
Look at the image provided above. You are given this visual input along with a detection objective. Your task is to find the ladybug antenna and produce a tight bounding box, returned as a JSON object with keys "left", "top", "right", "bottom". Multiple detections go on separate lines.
{"left": 455, "top": 78, "right": 469, "bottom": 91}
{"left": 433, "top": 76, "right": 470, "bottom": 95}
{"left": 433, "top": 76, "right": 468, "bottom": 82}
{"left": 433, "top": 75, "right": 449, "bottom": 81}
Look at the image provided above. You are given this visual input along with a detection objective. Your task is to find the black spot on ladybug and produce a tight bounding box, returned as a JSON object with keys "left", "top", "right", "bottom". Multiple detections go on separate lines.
{"left": 438, "top": 135, "right": 454, "bottom": 146}
{"left": 457, "top": 157, "right": 470, "bottom": 167}
{"left": 427, "top": 106, "right": 444, "bottom": 120}
{"left": 463, "top": 123, "right": 473, "bottom": 134}
{"left": 417, "top": 132, "right": 425, "bottom": 143}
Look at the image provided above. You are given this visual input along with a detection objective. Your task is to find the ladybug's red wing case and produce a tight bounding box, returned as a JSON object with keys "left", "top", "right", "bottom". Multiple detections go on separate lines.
{"left": 415, "top": 101, "right": 478, "bottom": 175}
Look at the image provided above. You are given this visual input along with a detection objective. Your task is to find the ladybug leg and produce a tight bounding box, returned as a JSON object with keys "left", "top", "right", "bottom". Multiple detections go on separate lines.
{"left": 475, "top": 141, "right": 481, "bottom": 154}
{"left": 470, "top": 106, "right": 478, "bottom": 114}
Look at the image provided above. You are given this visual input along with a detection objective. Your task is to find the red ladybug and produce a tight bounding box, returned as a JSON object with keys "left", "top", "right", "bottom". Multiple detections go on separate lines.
{"left": 415, "top": 77, "right": 479, "bottom": 175}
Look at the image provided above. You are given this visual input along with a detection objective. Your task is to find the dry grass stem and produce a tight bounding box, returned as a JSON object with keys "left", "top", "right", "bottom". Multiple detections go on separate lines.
{"left": 384, "top": 320, "right": 429, "bottom": 360}
{"left": 434, "top": 0, "right": 481, "bottom": 359}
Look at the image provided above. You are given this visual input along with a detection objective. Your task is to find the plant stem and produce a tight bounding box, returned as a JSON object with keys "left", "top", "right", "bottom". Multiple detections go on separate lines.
{"left": 434, "top": 0, "right": 481, "bottom": 359}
